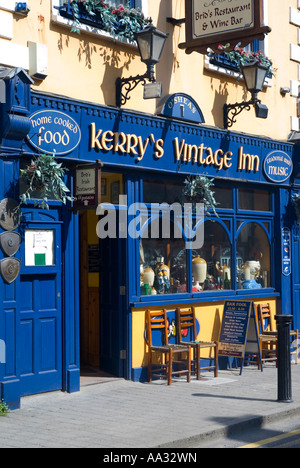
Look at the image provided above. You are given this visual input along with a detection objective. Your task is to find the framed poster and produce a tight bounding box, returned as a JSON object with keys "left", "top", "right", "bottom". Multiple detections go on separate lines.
{"left": 25, "top": 229, "right": 55, "bottom": 266}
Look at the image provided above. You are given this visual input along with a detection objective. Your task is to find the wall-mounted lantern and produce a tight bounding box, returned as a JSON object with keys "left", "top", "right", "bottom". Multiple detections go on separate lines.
{"left": 115, "top": 22, "right": 168, "bottom": 108}
{"left": 223, "top": 61, "right": 269, "bottom": 129}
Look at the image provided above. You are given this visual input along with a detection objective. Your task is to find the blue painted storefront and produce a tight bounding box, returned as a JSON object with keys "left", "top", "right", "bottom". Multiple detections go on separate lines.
{"left": 0, "top": 68, "right": 299, "bottom": 408}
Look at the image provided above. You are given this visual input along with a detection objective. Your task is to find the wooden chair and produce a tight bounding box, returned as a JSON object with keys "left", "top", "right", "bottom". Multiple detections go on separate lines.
{"left": 176, "top": 307, "right": 218, "bottom": 379}
{"left": 256, "top": 303, "right": 278, "bottom": 365}
{"left": 256, "top": 303, "right": 299, "bottom": 365}
{"left": 146, "top": 309, "right": 191, "bottom": 385}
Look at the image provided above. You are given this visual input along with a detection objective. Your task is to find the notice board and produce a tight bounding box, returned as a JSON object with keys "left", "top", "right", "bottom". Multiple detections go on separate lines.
{"left": 218, "top": 300, "right": 262, "bottom": 374}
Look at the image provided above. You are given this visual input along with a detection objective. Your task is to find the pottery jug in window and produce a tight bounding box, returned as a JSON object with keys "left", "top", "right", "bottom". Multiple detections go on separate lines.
{"left": 143, "top": 266, "right": 154, "bottom": 287}
{"left": 192, "top": 255, "right": 207, "bottom": 283}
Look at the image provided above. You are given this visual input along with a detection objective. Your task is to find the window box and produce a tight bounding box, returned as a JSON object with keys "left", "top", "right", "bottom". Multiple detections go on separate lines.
{"left": 56, "top": 1, "right": 148, "bottom": 43}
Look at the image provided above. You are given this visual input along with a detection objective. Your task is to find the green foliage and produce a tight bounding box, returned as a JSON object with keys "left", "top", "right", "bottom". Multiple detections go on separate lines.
{"left": 20, "top": 153, "right": 74, "bottom": 210}
{"left": 183, "top": 175, "right": 218, "bottom": 217}
{"left": 70, "top": 0, "right": 149, "bottom": 42}
{"left": 0, "top": 399, "right": 9, "bottom": 416}
{"left": 213, "top": 44, "right": 276, "bottom": 76}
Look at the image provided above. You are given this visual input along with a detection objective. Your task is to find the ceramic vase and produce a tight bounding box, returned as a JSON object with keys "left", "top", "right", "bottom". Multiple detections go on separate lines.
{"left": 192, "top": 256, "right": 207, "bottom": 283}
{"left": 143, "top": 266, "right": 154, "bottom": 287}
{"left": 242, "top": 264, "right": 251, "bottom": 280}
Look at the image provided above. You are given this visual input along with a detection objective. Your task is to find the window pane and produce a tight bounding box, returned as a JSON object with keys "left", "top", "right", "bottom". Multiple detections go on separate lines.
{"left": 214, "top": 186, "right": 233, "bottom": 209}
{"left": 101, "top": 172, "right": 124, "bottom": 204}
{"left": 140, "top": 220, "right": 186, "bottom": 295}
{"left": 236, "top": 222, "right": 270, "bottom": 289}
{"left": 143, "top": 179, "right": 183, "bottom": 204}
{"left": 238, "top": 189, "right": 271, "bottom": 211}
{"left": 193, "top": 220, "right": 232, "bottom": 291}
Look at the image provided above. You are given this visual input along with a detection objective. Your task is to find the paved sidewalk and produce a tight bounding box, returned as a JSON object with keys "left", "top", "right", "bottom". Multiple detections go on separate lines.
{"left": 0, "top": 365, "right": 300, "bottom": 448}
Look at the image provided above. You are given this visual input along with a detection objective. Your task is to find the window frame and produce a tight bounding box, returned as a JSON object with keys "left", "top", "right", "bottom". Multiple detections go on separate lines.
{"left": 136, "top": 178, "right": 276, "bottom": 303}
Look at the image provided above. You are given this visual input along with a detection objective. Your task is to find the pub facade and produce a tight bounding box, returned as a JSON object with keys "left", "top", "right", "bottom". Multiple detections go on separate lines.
{"left": 0, "top": 0, "right": 300, "bottom": 407}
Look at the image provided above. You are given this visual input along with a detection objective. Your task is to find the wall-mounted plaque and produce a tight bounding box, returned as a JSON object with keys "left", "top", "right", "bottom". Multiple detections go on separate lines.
{"left": 179, "top": 0, "right": 271, "bottom": 55}
{"left": 0, "top": 198, "right": 21, "bottom": 231}
{"left": 0, "top": 257, "right": 21, "bottom": 284}
{"left": 0, "top": 231, "right": 21, "bottom": 257}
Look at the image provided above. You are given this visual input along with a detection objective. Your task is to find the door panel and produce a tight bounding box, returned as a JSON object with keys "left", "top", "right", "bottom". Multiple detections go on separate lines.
{"left": 292, "top": 230, "right": 300, "bottom": 332}
{"left": 19, "top": 225, "right": 62, "bottom": 396}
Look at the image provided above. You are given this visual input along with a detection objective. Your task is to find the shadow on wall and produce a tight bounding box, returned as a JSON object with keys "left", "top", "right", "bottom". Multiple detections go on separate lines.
{"left": 55, "top": 30, "right": 136, "bottom": 106}
{"left": 100, "top": 46, "right": 136, "bottom": 106}
{"left": 155, "top": 1, "right": 174, "bottom": 103}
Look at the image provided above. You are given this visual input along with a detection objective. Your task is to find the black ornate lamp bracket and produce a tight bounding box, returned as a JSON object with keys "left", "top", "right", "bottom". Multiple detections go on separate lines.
{"left": 224, "top": 94, "right": 260, "bottom": 129}
{"left": 116, "top": 65, "right": 155, "bottom": 108}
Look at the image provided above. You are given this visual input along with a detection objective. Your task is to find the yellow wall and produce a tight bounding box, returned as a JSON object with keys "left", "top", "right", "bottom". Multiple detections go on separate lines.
{"left": 131, "top": 298, "right": 277, "bottom": 368}
{"left": 0, "top": 0, "right": 297, "bottom": 141}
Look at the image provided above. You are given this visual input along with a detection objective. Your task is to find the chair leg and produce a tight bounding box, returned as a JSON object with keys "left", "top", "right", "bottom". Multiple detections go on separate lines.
{"left": 196, "top": 345, "right": 201, "bottom": 380}
{"left": 214, "top": 344, "right": 218, "bottom": 378}
{"left": 187, "top": 347, "right": 191, "bottom": 383}
{"left": 148, "top": 351, "right": 152, "bottom": 383}
{"left": 168, "top": 348, "right": 173, "bottom": 385}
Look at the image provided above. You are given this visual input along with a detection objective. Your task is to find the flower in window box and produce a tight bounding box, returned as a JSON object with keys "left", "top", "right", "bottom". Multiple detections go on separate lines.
{"left": 68, "top": 0, "right": 150, "bottom": 42}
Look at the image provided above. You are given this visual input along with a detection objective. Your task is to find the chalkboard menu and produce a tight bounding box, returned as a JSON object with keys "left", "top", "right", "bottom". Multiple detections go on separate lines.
{"left": 218, "top": 300, "right": 262, "bottom": 374}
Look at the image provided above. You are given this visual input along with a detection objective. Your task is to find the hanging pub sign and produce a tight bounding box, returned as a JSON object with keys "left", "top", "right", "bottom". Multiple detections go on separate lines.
{"left": 73, "top": 160, "right": 103, "bottom": 212}
{"left": 179, "top": 0, "right": 271, "bottom": 55}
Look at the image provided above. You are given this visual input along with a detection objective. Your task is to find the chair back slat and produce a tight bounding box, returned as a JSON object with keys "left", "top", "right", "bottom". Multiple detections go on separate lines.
{"left": 146, "top": 309, "right": 169, "bottom": 347}
{"left": 257, "top": 303, "right": 275, "bottom": 332}
{"left": 176, "top": 307, "right": 197, "bottom": 342}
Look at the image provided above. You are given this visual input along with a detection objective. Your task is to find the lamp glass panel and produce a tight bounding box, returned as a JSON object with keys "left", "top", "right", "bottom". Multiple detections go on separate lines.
{"left": 137, "top": 34, "right": 151, "bottom": 61}
{"left": 242, "top": 65, "right": 257, "bottom": 91}
{"left": 152, "top": 35, "right": 167, "bottom": 63}
{"left": 255, "top": 67, "right": 267, "bottom": 91}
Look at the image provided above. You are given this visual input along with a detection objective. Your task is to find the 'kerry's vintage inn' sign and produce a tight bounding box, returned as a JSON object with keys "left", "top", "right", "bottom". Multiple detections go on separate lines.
{"left": 179, "top": 0, "right": 271, "bottom": 54}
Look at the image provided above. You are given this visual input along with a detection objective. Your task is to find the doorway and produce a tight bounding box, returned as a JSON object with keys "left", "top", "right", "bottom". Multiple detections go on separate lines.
{"left": 79, "top": 172, "right": 125, "bottom": 380}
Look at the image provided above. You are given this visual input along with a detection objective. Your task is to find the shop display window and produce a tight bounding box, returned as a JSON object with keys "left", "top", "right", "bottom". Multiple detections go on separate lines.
{"left": 193, "top": 220, "right": 232, "bottom": 291}
{"left": 139, "top": 179, "right": 274, "bottom": 297}
{"left": 236, "top": 222, "right": 271, "bottom": 289}
{"left": 140, "top": 220, "right": 187, "bottom": 295}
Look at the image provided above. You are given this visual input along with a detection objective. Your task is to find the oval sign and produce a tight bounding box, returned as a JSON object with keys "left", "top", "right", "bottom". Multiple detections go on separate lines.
{"left": 263, "top": 151, "right": 293, "bottom": 183}
{"left": 27, "top": 110, "right": 81, "bottom": 155}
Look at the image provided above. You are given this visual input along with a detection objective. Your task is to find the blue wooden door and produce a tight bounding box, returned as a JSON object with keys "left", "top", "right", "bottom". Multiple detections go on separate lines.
{"left": 18, "top": 223, "right": 62, "bottom": 396}
{"left": 292, "top": 227, "right": 300, "bottom": 332}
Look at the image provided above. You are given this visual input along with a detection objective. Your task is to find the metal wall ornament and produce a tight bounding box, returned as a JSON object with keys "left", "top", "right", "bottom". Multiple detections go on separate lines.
{"left": 0, "top": 257, "right": 21, "bottom": 284}
{"left": 0, "top": 198, "right": 21, "bottom": 231}
{"left": 0, "top": 231, "right": 21, "bottom": 257}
